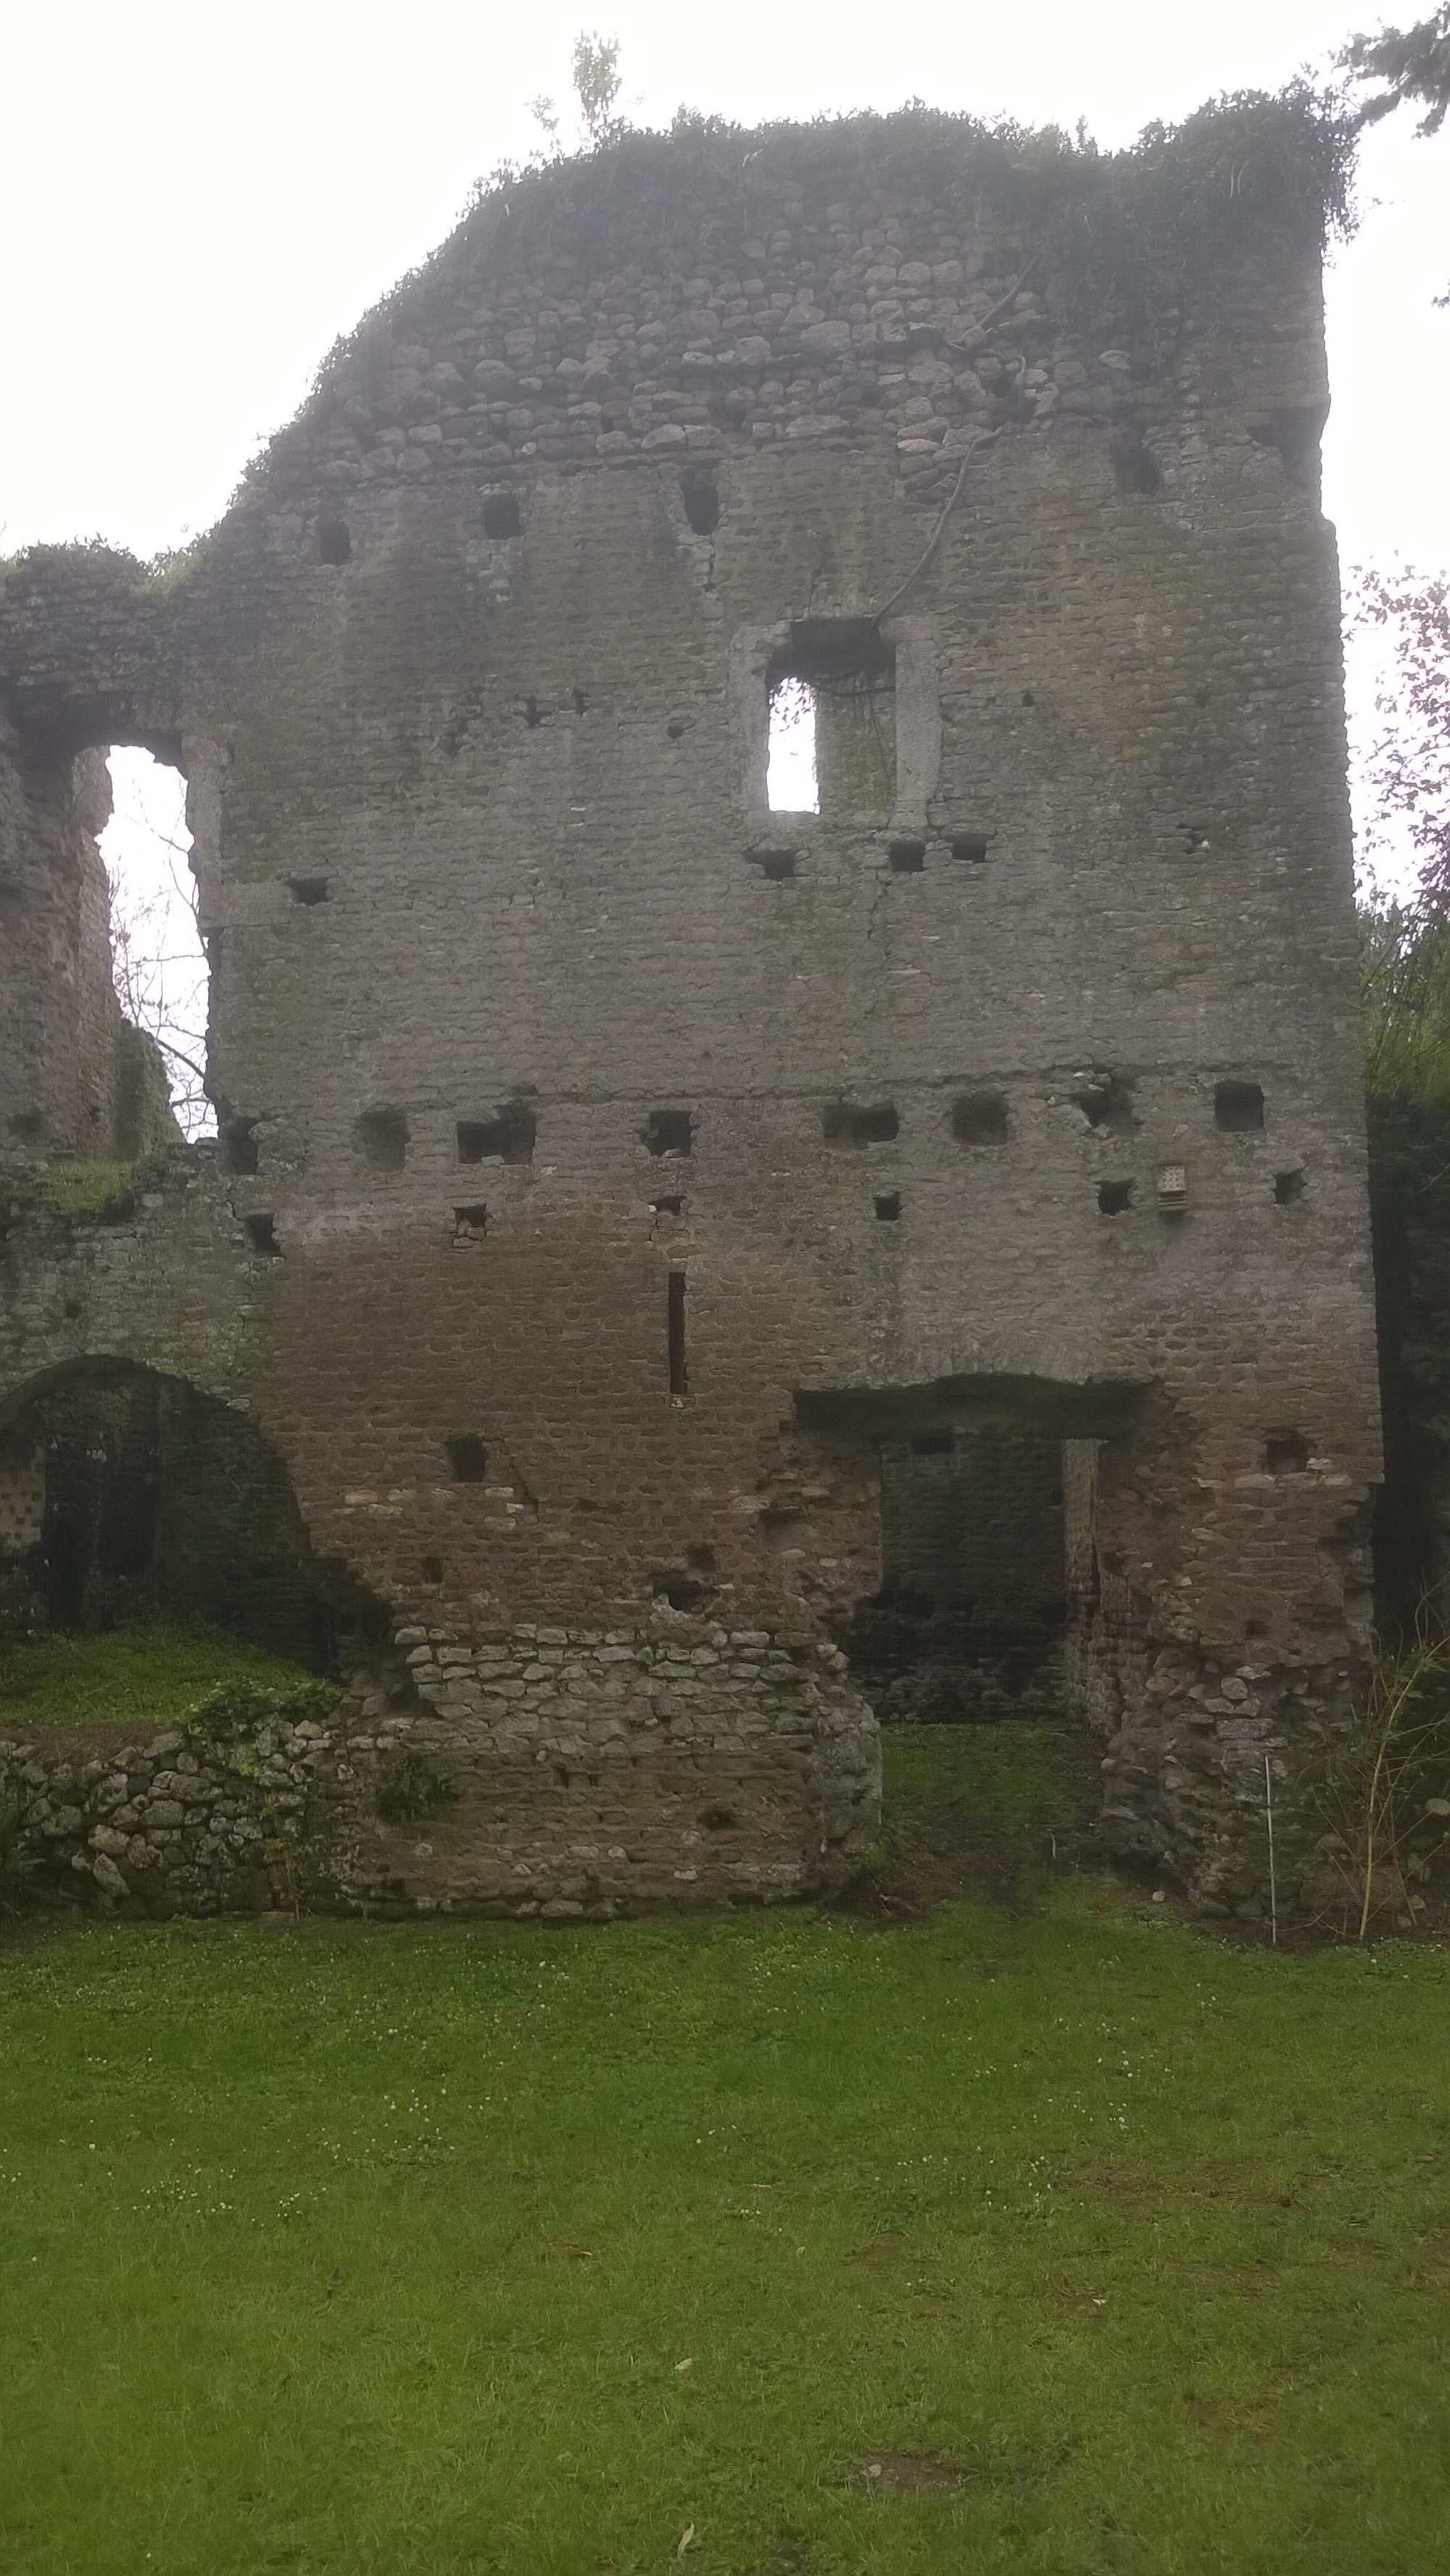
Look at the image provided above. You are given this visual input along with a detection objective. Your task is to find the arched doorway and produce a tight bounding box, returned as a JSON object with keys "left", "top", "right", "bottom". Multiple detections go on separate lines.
{"left": 0, "top": 1360, "right": 383, "bottom": 1672}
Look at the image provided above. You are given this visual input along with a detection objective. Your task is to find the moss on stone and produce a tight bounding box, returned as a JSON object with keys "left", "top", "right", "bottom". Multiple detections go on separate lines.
{"left": 28, "top": 1160, "right": 139, "bottom": 1223}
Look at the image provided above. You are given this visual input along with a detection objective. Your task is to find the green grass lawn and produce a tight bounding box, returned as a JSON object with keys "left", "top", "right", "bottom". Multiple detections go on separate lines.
{"left": 863, "top": 1717, "right": 1099, "bottom": 1898}
{"left": 2, "top": 1871, "right": 1448, "bottom": 2575}
{"left": 0, "top": 1623, "right": 322, "bottom": 1732}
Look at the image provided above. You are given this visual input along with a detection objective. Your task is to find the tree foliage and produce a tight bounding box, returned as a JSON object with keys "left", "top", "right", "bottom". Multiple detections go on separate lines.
{"left": 1343, "top": 7, "right": 1450, "bottom": 133}
{"left": 571, "top": 30, "right": 624, "bottom": 149}
{"left": 1356, "top": 574, "right": 1450, "bottom": 1638}
{"left": 1356, "top": 569, "right": 1450, "bottom": 909}
{"left": 526, "top": 29, "right": 625, "bottom": 163}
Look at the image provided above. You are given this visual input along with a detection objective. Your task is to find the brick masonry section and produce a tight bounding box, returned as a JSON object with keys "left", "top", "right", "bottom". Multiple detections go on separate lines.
{"left": 0, "top": 109, "right": 1383, "bottom": 1919}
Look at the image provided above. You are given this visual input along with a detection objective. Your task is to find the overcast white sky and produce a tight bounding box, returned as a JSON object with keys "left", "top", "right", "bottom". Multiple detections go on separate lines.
{"left": 3, "top": 0, "right": 1446, "bottom": 1120}
{"left": 4, "top": 0, "right": 1446, "bottom": 568}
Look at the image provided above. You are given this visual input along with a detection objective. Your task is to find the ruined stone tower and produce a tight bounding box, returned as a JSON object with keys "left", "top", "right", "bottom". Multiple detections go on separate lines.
{"left": 0, "top": 104, "right": 1381, "bottom": 1915}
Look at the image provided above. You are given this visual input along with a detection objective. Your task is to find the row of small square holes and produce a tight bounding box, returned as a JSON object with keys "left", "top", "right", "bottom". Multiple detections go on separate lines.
{"left": 754, "top": 835, "right": 991, "bottom": 877}
{"left": 319, "top": 498, "right": 525, "bottom": 558}
{"left": 241, "top": 1162, "right": 1304, "bottom": 1260}
{"left": 431, "top": 1425, "right": 1314, "bottom": 1519}
{"left": 339, "top": 1084, "right": 1278, "bottom": 1173}
{"left": 317, "top": 476, "right": 715, "bottom": 566}
{"left": 227, "top": 1078, "right": 1288, "bottom": 1205}
{"left": 285, "top": 833, "right": 996, "bottom": 912}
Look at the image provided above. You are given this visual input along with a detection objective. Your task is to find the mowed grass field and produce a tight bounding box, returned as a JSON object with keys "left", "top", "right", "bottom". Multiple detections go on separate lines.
{"left": 1, "top": 1788, "right": 1448, "bottom": 2571}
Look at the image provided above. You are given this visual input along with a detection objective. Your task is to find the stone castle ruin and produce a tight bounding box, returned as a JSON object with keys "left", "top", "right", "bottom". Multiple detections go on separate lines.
{"left": 0, "top": 104, "right": 1381, "bottom": 1918}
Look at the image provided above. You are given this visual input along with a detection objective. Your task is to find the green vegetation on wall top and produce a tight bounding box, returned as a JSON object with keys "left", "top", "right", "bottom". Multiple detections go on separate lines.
{"left": 457, "top": 83, "right": 1357, "bottom": 258}
{"left": 0, "top": 1625, "right": 331, "bottom": 1735}
{"left": 305, "top": 82, "right": 1356, "bottom": 432}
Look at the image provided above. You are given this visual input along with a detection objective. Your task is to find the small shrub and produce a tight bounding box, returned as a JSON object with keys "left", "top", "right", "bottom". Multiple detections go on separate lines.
{"left": 376, "top": 1751, "right": 460, "bottom": 1824}
{"left": 1310, "top": 1629, "right": 1450, "bottom": 1934}
{"left": 188, "top": 1672, "right": 341, "bottom": 1742}
{"left": 8, "top": 1150, "right": 177, "bottom": 1231}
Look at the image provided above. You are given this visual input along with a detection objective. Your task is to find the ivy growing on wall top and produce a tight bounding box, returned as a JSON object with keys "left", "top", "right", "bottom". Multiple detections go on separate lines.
{"left": 482, "top": 89, "right": 1351, "bottom": 292}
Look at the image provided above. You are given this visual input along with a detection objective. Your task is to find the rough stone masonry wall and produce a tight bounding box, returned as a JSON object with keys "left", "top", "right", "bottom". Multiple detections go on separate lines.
{"left": 0, "top": 110, "right": 1384, "bottom": 1917}
{"left": 2, "top": 1614, "right": 873, "bottom": 1917}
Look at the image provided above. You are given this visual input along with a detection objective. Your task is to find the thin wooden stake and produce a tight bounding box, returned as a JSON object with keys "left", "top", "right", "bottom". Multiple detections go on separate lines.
{"left": 1264, "top": 1754, "right": 1278, "bottom": 1947}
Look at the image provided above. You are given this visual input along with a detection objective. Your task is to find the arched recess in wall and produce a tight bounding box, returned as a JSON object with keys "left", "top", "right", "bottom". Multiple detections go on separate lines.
{"left": 0, "top": 1359, "right": 386, "bottom": 1671}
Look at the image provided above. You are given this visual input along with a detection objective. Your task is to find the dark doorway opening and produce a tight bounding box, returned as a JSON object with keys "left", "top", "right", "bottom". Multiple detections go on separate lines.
{"left": 0, "top": 1361, "right": 384, "bottom": 1672}
{"left": 846, "top": 1433, "right": 1067, "bottom": 1718}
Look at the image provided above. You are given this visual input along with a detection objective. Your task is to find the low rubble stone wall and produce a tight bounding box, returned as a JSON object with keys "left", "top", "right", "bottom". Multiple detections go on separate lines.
{"left": 0, "top": 1617, "right": 880, "bottom": 1917}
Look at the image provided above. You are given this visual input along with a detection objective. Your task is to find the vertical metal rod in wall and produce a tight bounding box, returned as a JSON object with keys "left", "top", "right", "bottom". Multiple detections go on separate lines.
{"left": 1264, "top": 1753, "right": 1278, "bottom": 1948}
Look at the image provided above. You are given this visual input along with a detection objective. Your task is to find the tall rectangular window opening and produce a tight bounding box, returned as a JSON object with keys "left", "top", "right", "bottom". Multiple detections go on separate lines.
{"left": 766, "top": 620, "right": 895, "bottom": 820}
{"left": 668, "top": 1271, "right": 688, "bottom": 1398}
{"left": 767, "top": 678, "right": 819, "bottom": 814}
{"left": 99, "top": 747, "right": 214, "bottom": 1139}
